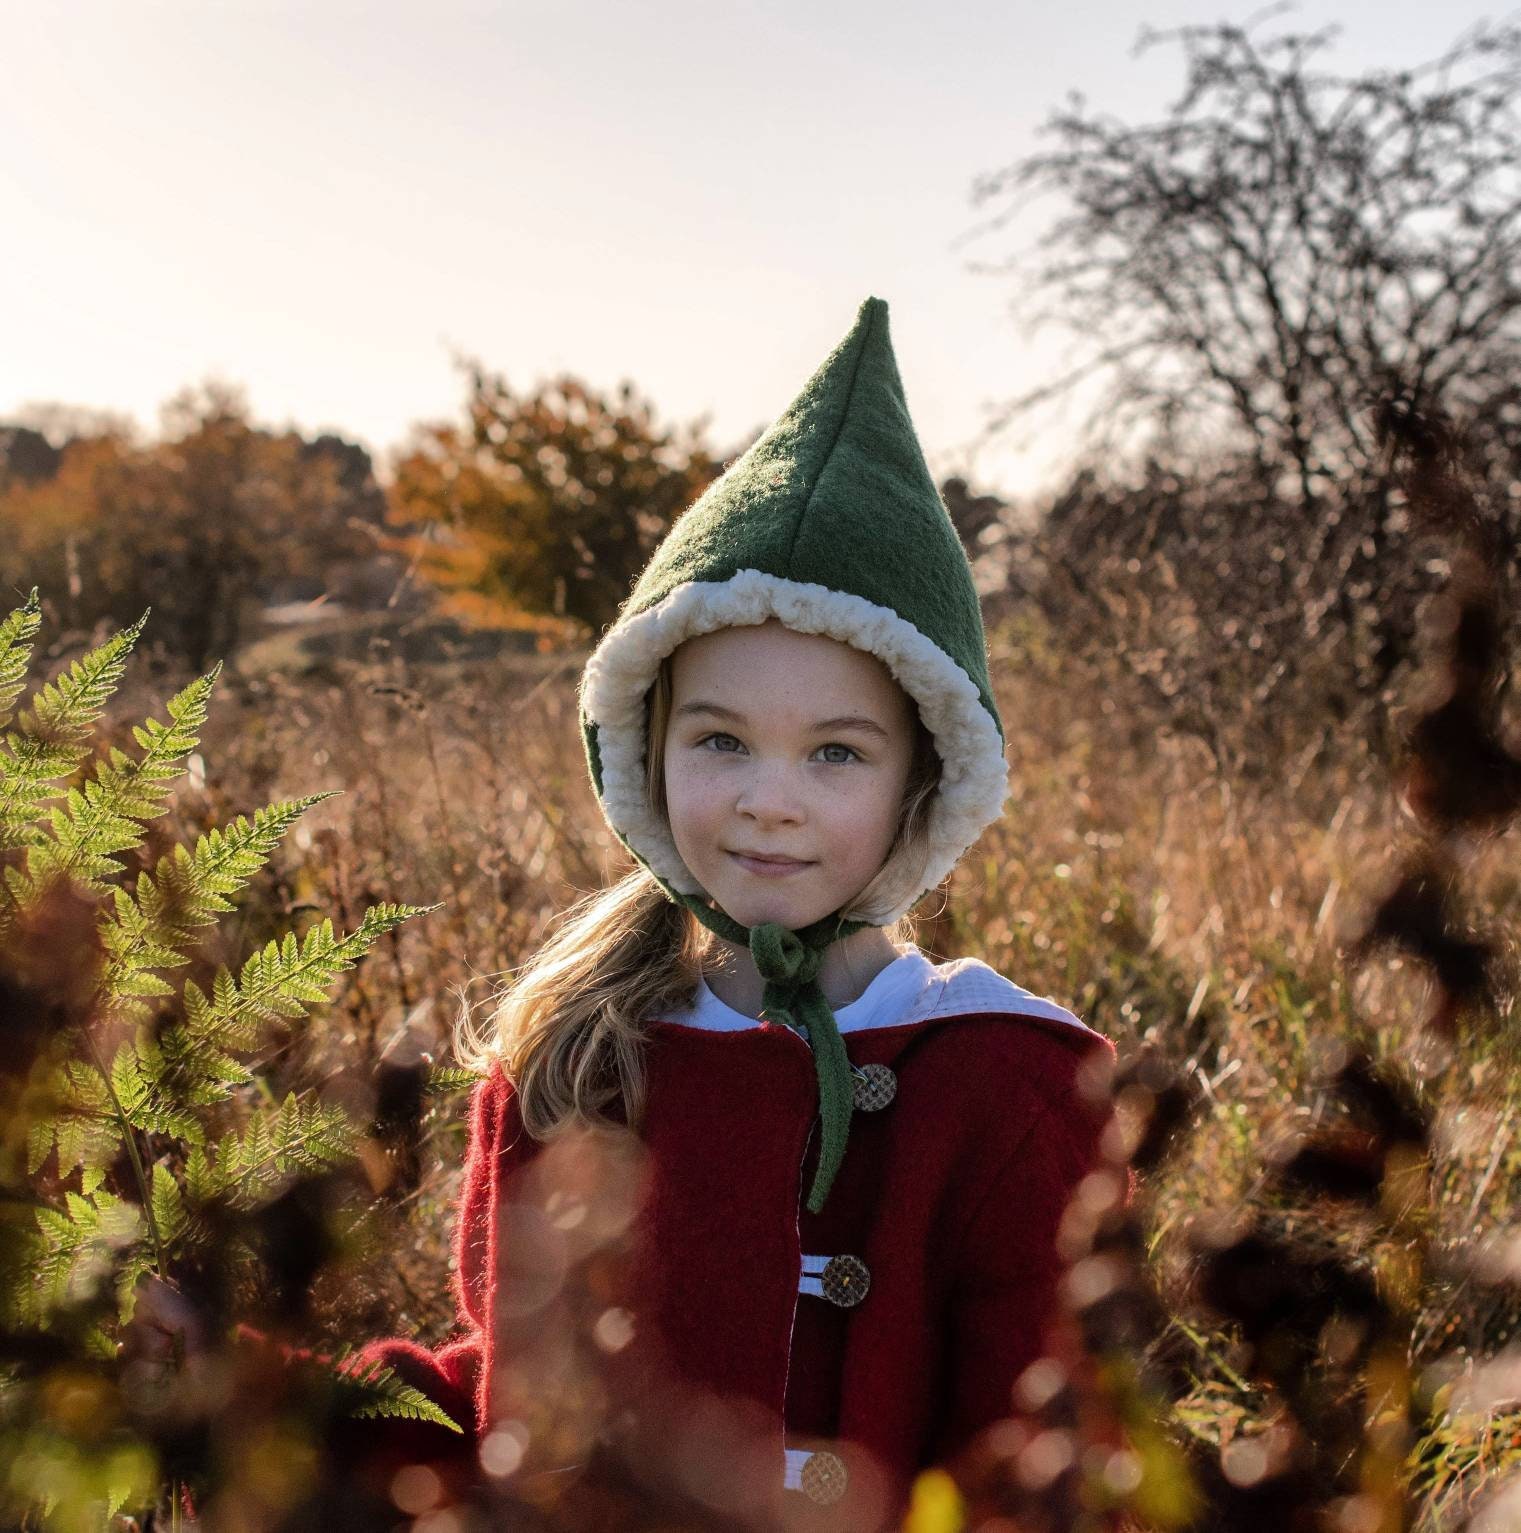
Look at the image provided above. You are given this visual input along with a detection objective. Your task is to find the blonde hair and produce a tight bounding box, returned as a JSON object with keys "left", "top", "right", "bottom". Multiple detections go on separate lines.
{"left": 454, "top": 650, "right": 943, "bottom": 1140}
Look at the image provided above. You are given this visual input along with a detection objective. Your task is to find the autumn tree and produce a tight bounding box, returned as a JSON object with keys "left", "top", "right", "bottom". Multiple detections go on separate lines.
{"left": 0, "top": 384, "right": 389, "bottom": 670}
{"left": 0, "top": 426, "right": 61, "bottom": 490}
{"left": 387, "top": 365, "right": 722, "bottom": 642}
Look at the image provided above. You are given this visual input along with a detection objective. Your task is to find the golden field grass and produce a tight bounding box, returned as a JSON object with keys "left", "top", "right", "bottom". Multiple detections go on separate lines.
{"left": 109, "top": 603, "right": 1521, "bottom": 1528}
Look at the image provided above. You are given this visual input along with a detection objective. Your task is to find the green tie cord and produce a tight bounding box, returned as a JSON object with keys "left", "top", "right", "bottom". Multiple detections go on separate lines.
{"left": 675, "top": 891, "right": 871, "bottom": 1214}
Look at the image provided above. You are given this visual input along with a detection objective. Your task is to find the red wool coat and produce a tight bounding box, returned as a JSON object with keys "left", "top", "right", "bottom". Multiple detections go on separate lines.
{"left": 353, "top": 956, "right": 1120, "bottom": 1530}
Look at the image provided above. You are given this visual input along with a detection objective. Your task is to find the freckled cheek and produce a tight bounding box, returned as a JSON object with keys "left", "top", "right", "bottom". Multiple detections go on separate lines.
{"left": 830, "top": 789, "right": 902, "bottom": 861}
{"left": 834, "top": 806, "right": 896, "bottom": 861}
{"left": 663, "top": 764, "right": 730, "bottom": 836}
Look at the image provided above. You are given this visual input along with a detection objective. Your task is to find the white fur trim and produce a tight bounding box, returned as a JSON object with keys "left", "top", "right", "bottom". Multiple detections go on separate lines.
{"left": 578, "top": 570, "right": 1009, "bottom": 924}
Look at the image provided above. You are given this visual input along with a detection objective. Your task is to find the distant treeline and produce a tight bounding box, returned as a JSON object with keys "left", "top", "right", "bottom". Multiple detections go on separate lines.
{"left": 10, "top": 14, "right": 1521, "bottom": 790}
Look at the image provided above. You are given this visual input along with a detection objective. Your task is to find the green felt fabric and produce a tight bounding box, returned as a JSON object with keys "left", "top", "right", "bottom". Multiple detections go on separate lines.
{"left": 616, "top": 295, "right": 1001, "bottom": 746}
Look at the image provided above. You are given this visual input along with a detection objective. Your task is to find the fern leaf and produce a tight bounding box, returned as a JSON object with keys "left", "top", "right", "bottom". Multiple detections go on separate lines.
{"left": 156, "top": 1019, "right": 254, "bottom": 1106}
{"left": 183, "top": 900, "right": 440, "bottom": 1049}
{"left": 115, "top": 1249, "right": 157, "bottom": 1322}
{"left": 30, "top": 1188, "right": 145, "bottom": 1317}
{"left": 25, "top": 1112, "right": 55, "bottom": 1178}
{"left": 0, "top": 587, "right": 42, "bottom": 730}
{"left": 149, "top": 1162, "right": 189, "bottom": 1249}
{"left": 199, "top": 1094, "right": 359, "bottom": 1207}
{"left": 19, "top": 667, "right": 221, "bottom": 899}
{"left": 108, "top": 1036, "right": 205, "bottom": 1143}
{"left": 96, "top": 793, "right": 341, "bottom": 1023}
{"left": 32, "top": 1058, "right": 121, "bottom": 1193}
{"left": 424, "top": 1064, "right": 482, "bottom": 1097}
{"left": 0, "top": 1227, "right": 44, "bottom": 1329}
{"left": 329, "top": 1345, "right": 463, "bottom": 1433}
{"left": 80, "top": 1319, "right": 120, "bottom": 1362}
{"left": 183, "top": 1143, "right": 217, "bottom": 1206}
{"left": 0, "top": 609, "right": 149, "bottom": 859}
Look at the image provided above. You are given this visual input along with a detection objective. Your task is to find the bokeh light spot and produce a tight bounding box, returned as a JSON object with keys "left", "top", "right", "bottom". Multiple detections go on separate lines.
{"left": 391, "top": 1463, "right": 442, "bottom": 1514}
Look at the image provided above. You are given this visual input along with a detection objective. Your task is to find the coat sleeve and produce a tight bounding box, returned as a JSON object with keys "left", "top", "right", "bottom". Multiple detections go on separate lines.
{"left": 329, "top": 1062, "right": 523, "bottom": 1474}
{"left": 932, "top": 1054, "right": 1117, "bottom": 1465}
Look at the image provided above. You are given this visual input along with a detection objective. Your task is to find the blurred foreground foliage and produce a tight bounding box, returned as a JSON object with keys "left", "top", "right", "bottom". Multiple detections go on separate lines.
{"left": 0, "top": 592, "right": 471, "bottom": 1530}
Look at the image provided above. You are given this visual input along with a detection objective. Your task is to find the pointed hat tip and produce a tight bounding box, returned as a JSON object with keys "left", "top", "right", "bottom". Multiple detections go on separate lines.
{"left": 848, "top": 296, "right": 890, "bottom": 344}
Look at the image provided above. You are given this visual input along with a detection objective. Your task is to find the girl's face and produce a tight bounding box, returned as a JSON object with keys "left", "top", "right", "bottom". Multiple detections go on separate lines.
{"left": 662, "top": 618, "right": 917, "bottom": 931}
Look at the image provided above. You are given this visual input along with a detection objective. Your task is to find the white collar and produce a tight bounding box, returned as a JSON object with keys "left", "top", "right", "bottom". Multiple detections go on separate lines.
{"left": 662, "top": 944, "right": 1094, "bottom": 1038}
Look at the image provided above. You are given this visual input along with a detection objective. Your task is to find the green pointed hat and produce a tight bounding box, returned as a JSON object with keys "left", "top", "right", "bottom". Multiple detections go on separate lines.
{"left": 577, "top": 295, "right": 1009, "bottom": 1210}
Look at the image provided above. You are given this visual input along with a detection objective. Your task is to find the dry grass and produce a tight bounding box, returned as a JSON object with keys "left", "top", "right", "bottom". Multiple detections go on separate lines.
{"left": 115, "top": 595, "right": 1520, "bottom": 1525}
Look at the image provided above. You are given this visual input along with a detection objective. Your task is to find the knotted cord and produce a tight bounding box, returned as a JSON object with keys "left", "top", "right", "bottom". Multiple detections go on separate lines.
{"left": 675, "top": 891, "right": 870, "bottom": 1213}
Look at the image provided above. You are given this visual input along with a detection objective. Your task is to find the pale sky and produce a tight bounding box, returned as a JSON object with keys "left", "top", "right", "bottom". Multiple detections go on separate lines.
{"left": 4, "top": 0, "right": 1513, "bottom": 503}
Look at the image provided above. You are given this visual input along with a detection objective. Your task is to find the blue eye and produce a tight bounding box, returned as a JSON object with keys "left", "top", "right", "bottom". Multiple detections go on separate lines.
{"left": 693, "top": 734, "right": 860, "bottom": 764}
{"left": 817, "top": 743, "right": 860, "bottom": 765}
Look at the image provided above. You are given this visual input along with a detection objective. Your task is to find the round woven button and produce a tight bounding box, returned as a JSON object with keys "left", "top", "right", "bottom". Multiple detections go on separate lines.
{"left": 852, "top": 1062, "right": 897, "bottom": 1111}
{"left": 799, "top": 1449, "right": 848, "bottom": 1505}
{"left": 821, "top": 1254, "right": 870, "bottom": 1307}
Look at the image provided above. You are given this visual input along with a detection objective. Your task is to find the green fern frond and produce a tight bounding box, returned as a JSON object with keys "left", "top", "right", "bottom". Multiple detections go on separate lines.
{"left": 424, "top": 1065, "right": 482, "bottom": 1096}
{"left": 156, "top": 1020, "right": 254, "bottom": 1102}
{"left": 199, "top": 1094, "right": 359, "bottom": 1208}
{"left": 0, "top": 592, "right": 449, "bottom": 1521}
{"left": 26, "top": 1057, "right": 121, "bottom": 1197}
{"left": 19, "top": 667, "right": 221, "bottom": 900}
{"left": 0, "top": 609, "right": 149, "bottom": 859}
{"left": 110, "top": 1247, "right": 157, "bottom": 1338}
{"left": 29, "top": 1189, "right": 145, "bottom": 1319}
{"left": 179, "top": 901, "right": 442, "bottom": 1050}
{"left": 108, "top": 1037, "right": 206, "bottom": 1144}
{"left": 101, "top": 1460, "right": 149, "bottom": 1525}
{"left": 97, "top": 1012, "right": 260, "bottom": 1155}
{"left": 0, "top": 587, "right": 42, "bottom": 729}
{"left": 0, "top": 1223, "right": 42, "bottom": 1331}
{"left": 96, "top": 794, "right": 341, "bottom": 1023}
{"left": 182, "top": 1142, "right": 217, "bottom": 1206}
{"left": 328, "top": 1345, "right": 463, "bottom": 1433}
{"left": 148, "top": 1162, "right": 194, "bottom": 1251}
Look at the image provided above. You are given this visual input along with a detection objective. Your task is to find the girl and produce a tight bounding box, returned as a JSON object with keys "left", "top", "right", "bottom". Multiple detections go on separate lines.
{"left": 355, "top": 296, "right": 1121, "bottom": 1530}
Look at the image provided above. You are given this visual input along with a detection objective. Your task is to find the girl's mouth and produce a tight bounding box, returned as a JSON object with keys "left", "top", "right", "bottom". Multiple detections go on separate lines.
{"left": 728, "top": 851, "right": 814, "bottom": 877}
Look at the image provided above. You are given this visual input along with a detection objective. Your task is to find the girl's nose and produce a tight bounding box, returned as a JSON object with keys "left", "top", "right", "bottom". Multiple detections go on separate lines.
{"left": 734, "top": 761, "right": 806, "bottom": 821}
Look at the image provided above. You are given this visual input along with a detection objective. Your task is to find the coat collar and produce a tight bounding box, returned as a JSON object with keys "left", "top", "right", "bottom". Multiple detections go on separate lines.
{"left": 657, "top": 944, "right": 1095, "bottom": 1042}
